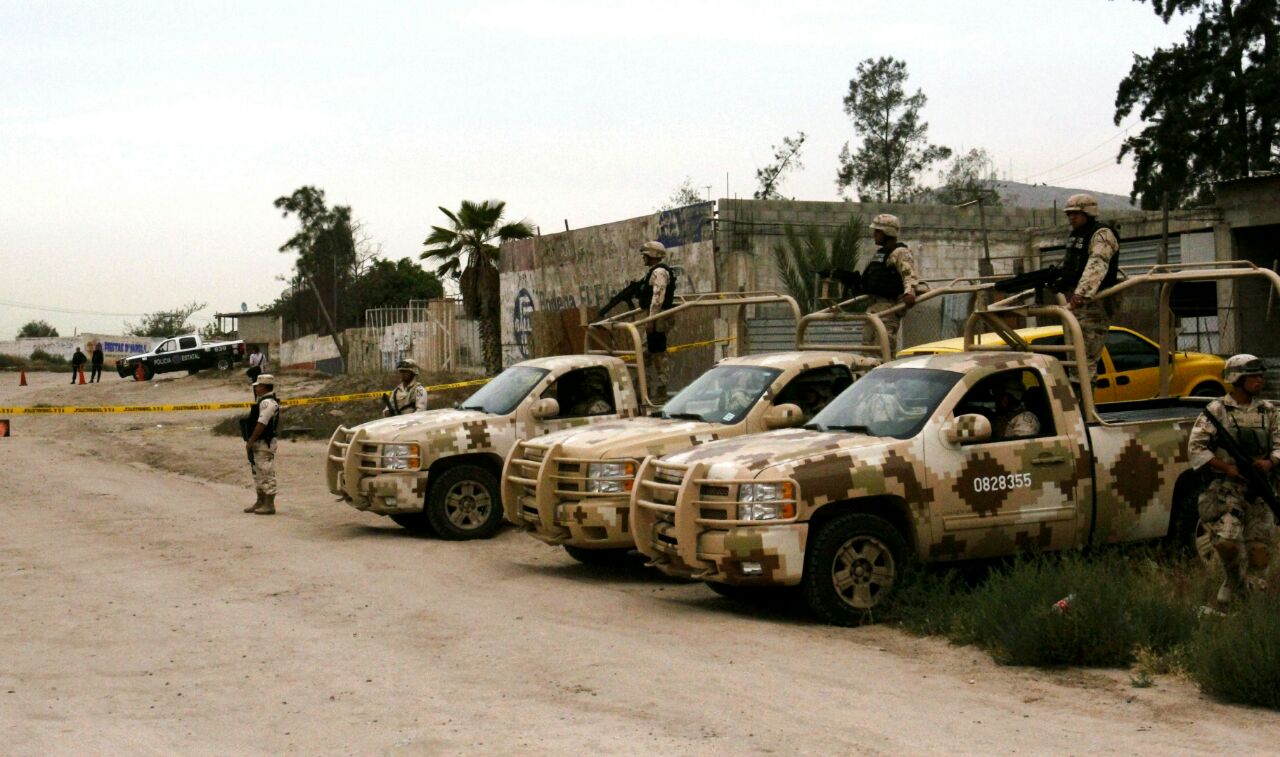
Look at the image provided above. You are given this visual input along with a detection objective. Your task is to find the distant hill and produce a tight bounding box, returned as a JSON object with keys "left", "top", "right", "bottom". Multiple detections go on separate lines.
{"left": 990, "top": 180, "right": 1136, "bottom": 211}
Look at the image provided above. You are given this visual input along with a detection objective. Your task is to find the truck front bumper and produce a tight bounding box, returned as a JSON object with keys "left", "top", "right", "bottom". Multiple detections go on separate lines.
{"left": 327, "top": 426, "right": 429, "bottom": 514}
{"left": 503, "top": 440, "right": 635, "bottom": 549}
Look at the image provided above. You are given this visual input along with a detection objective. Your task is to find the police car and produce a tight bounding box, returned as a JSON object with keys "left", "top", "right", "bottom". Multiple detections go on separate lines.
{"left": 115, "top": 334, "right": 246, "bottom": 380}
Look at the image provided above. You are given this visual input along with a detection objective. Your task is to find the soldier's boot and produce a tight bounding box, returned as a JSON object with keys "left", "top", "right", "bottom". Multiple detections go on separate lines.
{"left": 252, "top": 494, "right": 275, "bottom": 515}
{"left": 245, "top": 491, "right": 264, "bottom": 513}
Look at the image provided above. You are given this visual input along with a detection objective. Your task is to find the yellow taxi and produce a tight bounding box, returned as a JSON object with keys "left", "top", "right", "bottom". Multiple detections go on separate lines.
{"left": 898, "top": 326, "right": 1228, "bottom": 403}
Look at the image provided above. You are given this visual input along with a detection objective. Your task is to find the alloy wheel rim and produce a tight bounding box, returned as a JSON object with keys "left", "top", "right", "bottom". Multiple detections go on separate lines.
{"left": 444, "top": 481, "right": 492, "bottom": 529}
{"left": 831, "top": 535, "right": 895, "bottom": 610}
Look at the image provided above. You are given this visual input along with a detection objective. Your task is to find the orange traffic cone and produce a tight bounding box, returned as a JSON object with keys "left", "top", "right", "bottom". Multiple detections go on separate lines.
{"left": 135, "top": 362, "right": 145, "bottom": 382}
{"left": 78, "top": 365, "right": 86, "bottom": 385}
{"left": 19, "top": 370, "right": 27, "bottom": 386}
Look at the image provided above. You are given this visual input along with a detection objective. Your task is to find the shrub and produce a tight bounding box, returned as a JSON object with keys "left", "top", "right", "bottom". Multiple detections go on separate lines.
{"left": 0, "top": 353, "right": 29, "bottom": 370}
{"left": 1190, "top": 592, "right": 1280, "bottom": 709}
{"left": 29, "top": 349, "right": 67, "bottom": 365}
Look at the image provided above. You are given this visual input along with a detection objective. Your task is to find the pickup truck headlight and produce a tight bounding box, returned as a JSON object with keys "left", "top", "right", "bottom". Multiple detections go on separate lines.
{"left": 737, "top": 482, "right": 797, "bottom": 520}
{"left": 380, "top": 443, "right": 421, "bottom": 471}
{"left": 586, "top": 461, "right": 637, "bottom": 494}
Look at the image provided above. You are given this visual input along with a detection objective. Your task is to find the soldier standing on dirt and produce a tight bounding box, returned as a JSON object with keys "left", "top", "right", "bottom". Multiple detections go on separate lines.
{"left": 384, "top": 359, "right": 428, "bottom": 416}
{"left": 70, "top": 347, "right": 87, "bottom": 385}
{"left": 862, "top": 214, "right": 919, "bottom": 354}
{"left": 1057, "top": 193, "right": 1120, "bottom": 386}
{"left": 89, "top": 342, "right": 104, "bottom": 383}
{"left": 639, "top": 240, "right": 676, "bottom": 400}
{"left": 1187, "top": 355, "right": 1279, "bottom": 608}
{"left": 244, "top": 374, "right": 281, "bottom": 515}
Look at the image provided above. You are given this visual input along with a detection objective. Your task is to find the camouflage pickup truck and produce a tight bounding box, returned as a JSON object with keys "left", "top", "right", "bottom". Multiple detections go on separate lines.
{"left": 502, "top": 351, "right": 880, "bottom": 563}
{"left": 326, "top": 355, "right": 641, "bottom": 540}
{"left": 631, "top": 348, "right": 1206, "bottom": 625}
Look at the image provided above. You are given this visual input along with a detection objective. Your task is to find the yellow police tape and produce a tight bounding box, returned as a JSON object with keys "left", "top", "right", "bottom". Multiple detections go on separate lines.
{"left": 0, "top": 336, "right": 733, "bottom": 415}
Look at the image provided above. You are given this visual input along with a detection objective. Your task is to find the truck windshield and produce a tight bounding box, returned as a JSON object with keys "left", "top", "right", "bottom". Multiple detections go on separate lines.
{"left": 806, "top": 367, "right": 960, "bottom": 439}
{"left": 661, "top": 365, "right": 781, "bottom": 424}
{"left": 458, "top": 366, "right": 550, "bottom": 415}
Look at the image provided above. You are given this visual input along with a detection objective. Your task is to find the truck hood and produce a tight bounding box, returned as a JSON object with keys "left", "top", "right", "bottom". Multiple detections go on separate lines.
{"left": 533, "top": 416, "right": 734, "bottom": 459}
{"left": 350, "top": 408, "right": 496, "bottom": 445}
{"left": 663, "top": 427, "right": 903, "bottom": 483}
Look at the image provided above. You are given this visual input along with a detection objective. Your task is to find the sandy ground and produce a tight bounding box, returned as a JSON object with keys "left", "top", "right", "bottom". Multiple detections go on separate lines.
{"left": 2, "top": 369, "right": 1279, "bottom": 755}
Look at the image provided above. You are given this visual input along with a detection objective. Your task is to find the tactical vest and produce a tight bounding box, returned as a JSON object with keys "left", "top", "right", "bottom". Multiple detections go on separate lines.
{"left": 862, "top": 242, "right": 908, "bottom": 299}
{"left": 1058, "top": 219, "right": 1120, "bottom": 294}
{"left": 395, "top": 383, "right": 423, "bottom": 414}
{"left": 1225, "top": 405, "right": 1271, "bottom": 459}
{"left": 639, "top": 263, "right": 677, "bottom": 312}
{"left": 244, "top": 393, "right": 280, "bottom": 443}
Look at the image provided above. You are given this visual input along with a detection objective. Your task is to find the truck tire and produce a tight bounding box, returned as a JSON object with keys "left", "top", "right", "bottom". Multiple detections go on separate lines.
{"left": 563, "top": 545, "right": 632, "bottom": 565}
{"left": 424, "top": 464, "right": 504, "bottom": 540}
{"left": 216, "top": 357, "right": 231, "bottom": 371}
{"left": 389, "top": 512, "right": 437, "bottom": 534}
{"left": 802, "top": 512, "right": 908, "bottom": 626}
{"left": 134, "top": 363, "right": 154, "bottom": 382}
{"left": 1190, "top": 382, "right": 1225, "bottom": 398}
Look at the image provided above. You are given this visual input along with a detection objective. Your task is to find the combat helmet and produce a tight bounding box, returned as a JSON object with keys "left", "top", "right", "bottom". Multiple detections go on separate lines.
{"left": 1064, "top": 194, "right": 1100, "bottom": 218}
{"left": 396, "top": 359, "right": 420, "bottom": 376}
{"left": 639, "top": 240, "right": 667, "bottom": 260}
{"left": 1223, "top": 354, "right": 1266, "bottom": 385}
{"left": 869, "top": 213, "right": 901, "bottom": 237}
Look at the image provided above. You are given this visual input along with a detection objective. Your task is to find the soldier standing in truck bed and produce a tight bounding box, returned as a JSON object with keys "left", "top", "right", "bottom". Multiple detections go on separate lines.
{"left": 862, "top": 214, "right": 919, "bottom": 354}
{"left": 639, "top": 240, "right": 676, "bottom": 400}
{"left": 1057, "top": 193, "right": 1120, "bottom": 386}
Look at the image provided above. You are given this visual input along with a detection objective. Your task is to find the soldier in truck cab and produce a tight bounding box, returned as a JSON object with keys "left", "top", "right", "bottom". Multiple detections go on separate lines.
{"left": 862, "top": 214, "right": 920, "bottom": 353}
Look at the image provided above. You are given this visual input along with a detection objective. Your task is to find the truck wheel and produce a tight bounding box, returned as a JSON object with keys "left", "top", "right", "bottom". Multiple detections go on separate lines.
{"left": 216, "top": 357, "right": 231, "bottom": 371}
{"left": 563, "top": 545, "right": 632, "bottom": 565}
{"left": 425, "top": 465, "right": 504, "bottom": 540}
{"left": 802, "top": 512, "right": 908, "bottom": 626}
{"left": 1190, "top": 382, "right": 1225, "bottom": 398}
{"left": 389, "top": 512, "right": 437, "bottom": 534}
{"left": 135, "top": 364, "right": 154, "bottom": 381}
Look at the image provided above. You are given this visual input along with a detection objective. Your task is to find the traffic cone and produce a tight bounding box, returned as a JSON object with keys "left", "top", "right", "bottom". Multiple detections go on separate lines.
{"left": 78, "top": 365, "right": 86, "bottom": 385}
{"left": 135, "top": 362, "right": 145, "bottom": 382}
{"left": 19, "top": 370, "right": 27, "bottom": 386}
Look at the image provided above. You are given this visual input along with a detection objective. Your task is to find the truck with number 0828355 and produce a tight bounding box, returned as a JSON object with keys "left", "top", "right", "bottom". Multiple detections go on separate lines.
{"left": 631, "top": 262, "right": 1277, "bottom": 624}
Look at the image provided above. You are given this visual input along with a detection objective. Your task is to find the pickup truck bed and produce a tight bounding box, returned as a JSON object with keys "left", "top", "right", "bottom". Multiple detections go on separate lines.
{"left": 1093, "top": 397, "right": 1209, "bottom": 425}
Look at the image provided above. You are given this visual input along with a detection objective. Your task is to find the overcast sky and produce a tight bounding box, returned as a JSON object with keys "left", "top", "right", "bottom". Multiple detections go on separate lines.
{"left": 1, "top": 0, "right": 1193, "bottom": 341}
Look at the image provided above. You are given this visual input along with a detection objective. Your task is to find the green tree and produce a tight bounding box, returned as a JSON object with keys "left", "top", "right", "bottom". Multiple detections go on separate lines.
{"left": 658, "top": 178, "right": 706, "bottom": 210}
{"left": 1115, "top": 0, "right": 1279, "bottom": 207}
{"left": 350, "top": 258, "right": 445, "bottom": 315}
{"left": 421, "top": 200, "right": 534, "bottom": 374}
{"left": 929, "top": 148, "right": 1003, "bottom": 206}
{"left": 837, "top": 57, "right": 951, "bottom": 202}
{"left": 17, "top": 320, "right": 58, "bottom": 338}
{"left": 754, "top": 131, "right": 807, "bottom": 200}
{"left": 125, "top": 302, "right": 206, "bottom": 338}
{"left": 771, "top": 215, "right": 864, "bottom": 313}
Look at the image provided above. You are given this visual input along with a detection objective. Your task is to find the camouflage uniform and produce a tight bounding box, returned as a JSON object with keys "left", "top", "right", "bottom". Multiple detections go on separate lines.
{"left": 1187, "top": 395, "right": 1279, "bottom": 566}
{"left": 570, "top": 397, "right": 612, "bottom": 416}
{"left": 386, "top": 380, "right": 428, "bottom": 415}
{"left": 251, "top": 395, "right": 280, "bottom": 497}
{"left": 644, "top": 264, "right": 671, "bottom": 396}
{"left": 994, "top": 408, "right": 1040, "bottom": 440}
{"left": 1068, "top": 227, "right": 1119, "bottom": 384}
{"left": 862, "top": 245, "right": 919, "bottom": 352}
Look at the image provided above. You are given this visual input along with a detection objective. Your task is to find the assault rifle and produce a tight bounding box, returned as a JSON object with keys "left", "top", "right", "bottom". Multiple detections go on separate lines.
{"left": 994, "top": 264, "right": 1063, "bottom": 295}
{"left": 598, "top": 278, "right": 645, "bottom": 318}
{"left": 382, "top": 392, "right": 398, "bottom": 417}
{"left": 815, "top": 269, "right": 864, "bottom": 300}
{"left": 1201, "top": 409, "right": 1280, "bottom": 520}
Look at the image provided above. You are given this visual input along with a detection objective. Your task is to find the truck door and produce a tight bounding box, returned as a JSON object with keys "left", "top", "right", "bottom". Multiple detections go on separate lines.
{"left": 925, "top": 368, "right": 1084, "bottom": 560}
{"left": 535, "top": 366, "right": 622, "bottom": 434}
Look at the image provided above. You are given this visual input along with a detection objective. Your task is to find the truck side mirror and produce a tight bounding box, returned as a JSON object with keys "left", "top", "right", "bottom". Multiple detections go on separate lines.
{"left": 764, "top": 403, "right": 803, "bottom": 430}
{"left": 531, "top": 398, "right": 560, "bottom": 420}
{"left": 943, "top": 413, "right": 992, "bottom": 446}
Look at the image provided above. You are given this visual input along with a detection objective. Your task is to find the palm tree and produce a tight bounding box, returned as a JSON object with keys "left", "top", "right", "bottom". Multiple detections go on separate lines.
{"left": 421, "top": 200, "right": 534, "bottom": 374}
{"left": 771, "top": 215, "right": 863, "bottom": 313}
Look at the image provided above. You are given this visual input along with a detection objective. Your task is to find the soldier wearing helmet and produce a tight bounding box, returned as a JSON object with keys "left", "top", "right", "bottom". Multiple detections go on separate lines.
{"left": 862, "top": 214, "right": 921, "bottom": 353}
{"left": 1057, "top": 193, "right": 1120, "bottom": 385}
{"left": 1187, "top": 354, "right": 1279, "bottom": 608}
{"left": 384, "top": 359, "right": 429, "bottom": 416}
{"left": 991, "top": 374, "right": 1041, "bottom": 440}
{"left": 243, "top": 373, "right": 281, "bottom": 515}
{"left": 638, "top": 240, "right": 677, "bottom": 399}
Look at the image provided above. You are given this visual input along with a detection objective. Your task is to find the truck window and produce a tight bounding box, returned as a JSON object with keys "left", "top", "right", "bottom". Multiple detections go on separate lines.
{"left": 155, "top": 340, "right": 175, "bottom": 354}
{"left": 807, "top": 367, "right": 960, "bottom": 439}
{"left": 774, "top": 365, "right": 853, "bottom": 421}
{"left": 459, "top": 366, "right": 549, "bottom": 415}
{"left": 660, "top": 365, "right": 781, "bottom": 424}
{"left": 178, "top": 337, "right": 197, "bottom": 350}
{"left": 1105, "top": 330, "right": 1159, "bottom": 372}
{"left": 542, "top": 367, "right": 616, "bottom": 418}
{"left": 953, "top": 369, "right": 1054, "bottom": 440}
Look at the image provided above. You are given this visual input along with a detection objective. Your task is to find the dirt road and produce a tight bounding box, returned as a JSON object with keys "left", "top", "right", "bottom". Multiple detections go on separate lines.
{"left": 2, "top": 371, "right": 1278, "bottom": 754}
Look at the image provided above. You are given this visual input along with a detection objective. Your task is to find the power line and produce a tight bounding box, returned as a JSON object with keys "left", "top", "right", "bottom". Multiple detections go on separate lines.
{"left": 1022, "top": 120, "right": 1137, "bottom": 183}
{"left": 1041, "top": 154, "right": 1124, "bottom": 186}
{"left": 0, "top": 298, "right": 149, "bottom": 317}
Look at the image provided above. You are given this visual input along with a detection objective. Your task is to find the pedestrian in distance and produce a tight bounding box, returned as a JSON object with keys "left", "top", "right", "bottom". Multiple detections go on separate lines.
{"left": 89, "top": 342, "right": 104, "bottom": 383}
{"left": 242, "top": 373, "right": 281, "bottom": 515}
{"left": 383, "top": 359, "right": 428, "bottom": 416}
{"left": 1057, "top": 193, "right": 1120, "bottom": 386}
{"left": 70, "top": 347, "right": 87, "bottom": 385}
{"left": 1186, "top": 355, "right": 1279, "bottom": 610}
{"left": 246, "top": 345, "right": 267, "bottom": 383}
{"left": 862, "top": 214, "right": 921, "bottom": 354}
{"left": 638, "top": 240, "right": 676, "bottom": 400}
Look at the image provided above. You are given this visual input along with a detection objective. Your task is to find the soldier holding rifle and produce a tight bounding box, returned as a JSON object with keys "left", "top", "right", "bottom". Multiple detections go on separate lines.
{"left": 383, "top": 359, "right": 428, "bottom": 416}
{"left": 1187, "top": 354, "right": 1279, "bottom": 608}
{"left": 862, "top": 214, "right": 919, "bottom": 353}
{"left": 1058, "top": 194, "right": 1120, "bottom": 385}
